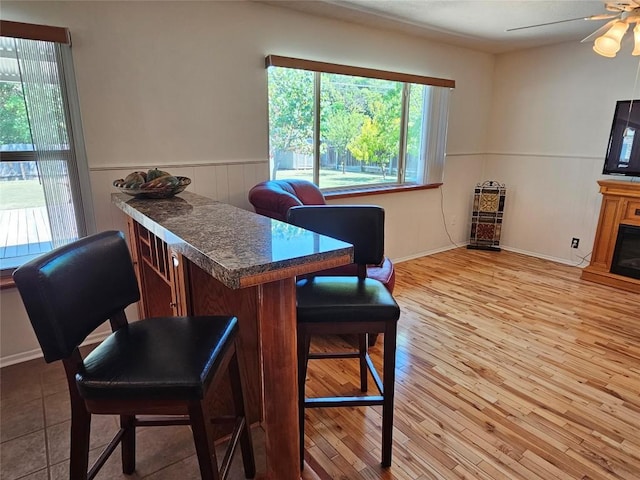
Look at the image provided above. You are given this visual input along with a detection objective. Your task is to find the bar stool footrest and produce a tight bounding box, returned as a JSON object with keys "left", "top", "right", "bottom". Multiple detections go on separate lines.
{"left": 305, "top": 395, "right": 384, "bottom": 408}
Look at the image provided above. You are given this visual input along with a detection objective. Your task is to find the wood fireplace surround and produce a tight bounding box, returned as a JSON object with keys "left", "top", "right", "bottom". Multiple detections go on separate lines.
{"left": 581, "top": 180, "right": 640, "bottom": 293}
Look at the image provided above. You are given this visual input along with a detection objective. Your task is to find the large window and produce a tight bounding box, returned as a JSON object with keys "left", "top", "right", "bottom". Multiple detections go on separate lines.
{"left": 266, "top": 55, "right": 454, "bottom": 192}
{"left": 0, "top": 21, "right": 94, "bottom": 275}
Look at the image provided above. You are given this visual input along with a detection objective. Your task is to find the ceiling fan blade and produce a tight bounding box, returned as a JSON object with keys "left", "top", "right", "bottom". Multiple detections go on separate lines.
{"left": 506, "top": 13, "right": 619, "bottom": 32}
{"left": 580, "top": 19, "right": 618, "bottom": 43}
{"left": 587, "top": 13, "right": 621, "bottom": 21}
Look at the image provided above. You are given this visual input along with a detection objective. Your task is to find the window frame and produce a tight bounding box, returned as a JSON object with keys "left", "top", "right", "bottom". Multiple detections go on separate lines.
{"left": 265, "top": 55, "right": 455, "bottom": 194}
{"left": 266, "top": 55, "right": 455, "bottom": 89}
{"left": 0, "top": 20, "right": 94, "bottom": 285}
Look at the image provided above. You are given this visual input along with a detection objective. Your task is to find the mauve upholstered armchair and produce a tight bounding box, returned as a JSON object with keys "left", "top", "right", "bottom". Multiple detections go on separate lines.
{"left": 248, "top": 179, "right": 395, "bottom": 294}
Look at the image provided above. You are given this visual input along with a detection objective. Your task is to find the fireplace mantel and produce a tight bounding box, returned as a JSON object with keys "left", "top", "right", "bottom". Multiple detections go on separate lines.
{"left": 581, "top": 180, "right": 640, "bottom": 293}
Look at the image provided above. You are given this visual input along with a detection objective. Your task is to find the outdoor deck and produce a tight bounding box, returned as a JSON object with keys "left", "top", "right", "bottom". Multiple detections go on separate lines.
{"left": 0, "top": 206, "right": 52, "bottom": 269}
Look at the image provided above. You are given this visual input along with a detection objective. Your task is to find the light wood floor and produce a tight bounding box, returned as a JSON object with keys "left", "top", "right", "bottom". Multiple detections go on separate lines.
{"left": 303, "top": 247, "right": 640, "bottom": 479}
{"left": 2, "top": 248, "right": 638, "bottom": 479}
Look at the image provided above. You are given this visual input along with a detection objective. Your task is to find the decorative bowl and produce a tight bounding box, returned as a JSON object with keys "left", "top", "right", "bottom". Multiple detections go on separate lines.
{"left": 113, "top": 176, "right": 191, "bottom": 199}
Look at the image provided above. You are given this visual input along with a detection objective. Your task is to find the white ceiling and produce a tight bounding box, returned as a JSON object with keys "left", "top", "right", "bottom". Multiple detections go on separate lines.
{"left": 263, "top": 0, "right": 621, "bottom": 54}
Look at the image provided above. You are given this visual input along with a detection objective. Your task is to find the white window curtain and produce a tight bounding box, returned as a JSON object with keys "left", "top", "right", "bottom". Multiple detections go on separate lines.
{"left": 420, "top": 85, "right": 451, "bottom": 185}
{"left": 12, "top": 36, "right": 94, "bottom": 248}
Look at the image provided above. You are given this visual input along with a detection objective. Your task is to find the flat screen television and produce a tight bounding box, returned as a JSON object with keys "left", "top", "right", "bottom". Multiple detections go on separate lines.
{"left": 603, "top": 99, "right": 640, "bottom": 177}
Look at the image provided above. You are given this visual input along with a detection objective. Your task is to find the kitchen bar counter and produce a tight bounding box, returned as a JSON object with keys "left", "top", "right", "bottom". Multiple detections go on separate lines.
{"left": 112, "top": 191, "right": 352, "bottom": 289}
{"left": 112, "top": 191, "right": 353, "bottom": 479}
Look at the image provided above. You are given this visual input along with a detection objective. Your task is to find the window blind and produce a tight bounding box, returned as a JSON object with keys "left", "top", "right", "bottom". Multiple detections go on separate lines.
{"left": 14, "top": 37, "right": 86, "bottom": 247}
{"left": 0, "top": 20, "right": 93, "bottom": 262}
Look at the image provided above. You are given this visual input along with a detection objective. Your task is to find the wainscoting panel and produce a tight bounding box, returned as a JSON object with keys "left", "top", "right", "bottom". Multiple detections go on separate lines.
{"left": 90, "top": 161, "right": 270, "bottom": 234}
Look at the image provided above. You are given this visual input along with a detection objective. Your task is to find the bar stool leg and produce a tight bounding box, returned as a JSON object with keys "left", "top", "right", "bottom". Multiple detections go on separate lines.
{"left": 359, "top": 333, "right": 369, "bottom": 392}
{"left": 228, "top": 350, "right": 256, "bottom": 478}
{"left": 189, "top": 402, "right": 218, "bottom": 480}
{"left": 297, "top": 327, "right": 311, "bottom": 468}
{"left": 120, "top": 415, "right": 136, "bottom": 474}
{"left": 381, "top": 322, "right": 397, "bottom": 468}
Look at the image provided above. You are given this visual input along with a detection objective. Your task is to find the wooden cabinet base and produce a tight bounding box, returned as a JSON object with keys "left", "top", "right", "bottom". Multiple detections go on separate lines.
{"left": 581, "top": 266, "right": 640, "bottom": 293}
{"left": 582, "top": 180, "right": 640, "bottom": 292}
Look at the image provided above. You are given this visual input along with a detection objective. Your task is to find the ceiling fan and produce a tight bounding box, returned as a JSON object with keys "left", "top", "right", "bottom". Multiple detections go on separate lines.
{"left": 507, "top": 1, "right": 640, "bottom": 57}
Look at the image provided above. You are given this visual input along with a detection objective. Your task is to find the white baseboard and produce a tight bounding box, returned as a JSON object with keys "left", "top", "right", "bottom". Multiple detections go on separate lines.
{"left": 0, "top": 330, "right": 111, "bottom": 368}
{"left": 500, "top": 245, "right": 587, "bottom": 268}
{"left": 392, "top": 242, "right": 466, "bottom": 264}
{"left": 392, "top": 242, "right": 586, "bottom": 269}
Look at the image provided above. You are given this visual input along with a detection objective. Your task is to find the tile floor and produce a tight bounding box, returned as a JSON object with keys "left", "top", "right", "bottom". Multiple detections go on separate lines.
{"left": 0, "top": 347, "right": 266, "bottom": 480}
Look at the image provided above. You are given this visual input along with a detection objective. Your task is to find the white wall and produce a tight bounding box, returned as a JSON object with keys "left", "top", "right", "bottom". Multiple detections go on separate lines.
{"left": 486, "top": 41, "right": 640, "bottom": 263}
{"left": 1, "top": 1, "right": 493, "bottom": 365}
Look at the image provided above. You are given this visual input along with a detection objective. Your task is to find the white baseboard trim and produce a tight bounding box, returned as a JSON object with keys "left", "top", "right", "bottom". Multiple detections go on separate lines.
{"left": 392, "top": 242, "right": 466, "bottom": 264}
{"left": 392, "top": 243, "right": 586, "bottom": 269}
{"left": 500, "top": 245, "right": 587, "bottom": 268}
{"left": 0, "top": 330, "right": 111, "bottom": 368}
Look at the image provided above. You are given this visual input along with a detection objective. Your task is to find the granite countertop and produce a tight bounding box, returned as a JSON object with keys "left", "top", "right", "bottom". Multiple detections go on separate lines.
{"left": 112, "top": 191, "right": 353, "bottom": 289}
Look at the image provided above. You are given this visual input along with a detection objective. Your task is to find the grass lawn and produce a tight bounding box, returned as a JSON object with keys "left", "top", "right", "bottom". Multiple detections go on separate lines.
{"left": 0, "top": 180, "right": 46, "bottom": 209}
{"left": 274, "top": 168, "right": 395, "bottom": 189}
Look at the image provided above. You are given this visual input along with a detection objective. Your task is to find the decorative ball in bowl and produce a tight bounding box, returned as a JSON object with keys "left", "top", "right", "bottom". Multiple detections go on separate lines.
{"left": 113, "top": 169, "right": 191, "bottom": 199}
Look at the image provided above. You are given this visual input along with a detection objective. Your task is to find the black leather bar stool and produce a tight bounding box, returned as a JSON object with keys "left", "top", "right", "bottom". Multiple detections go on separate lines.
{"left": 287, "top": 205, "right": 401, "bottom": 468}
{"left": 12, "top": 230, "right": 255, "bottom": 480}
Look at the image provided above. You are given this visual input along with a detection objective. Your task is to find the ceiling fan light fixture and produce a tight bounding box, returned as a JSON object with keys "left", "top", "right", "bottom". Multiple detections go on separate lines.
{"left": 593, "top": 45, "right": 616, "bottom": 58}
{"left": 633, "top": 23, "right": 640, "bottom": 54}
{"left": 593, "top": 35, "right": 622, "bottom": 57}
{"left": 593, "top": 20, "right": 629, "bottom": 57}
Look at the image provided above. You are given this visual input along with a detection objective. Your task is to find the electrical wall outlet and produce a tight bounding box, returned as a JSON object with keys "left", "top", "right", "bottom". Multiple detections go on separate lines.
{"left": 571, "top": 237, "right": 579, "bottom": 249}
